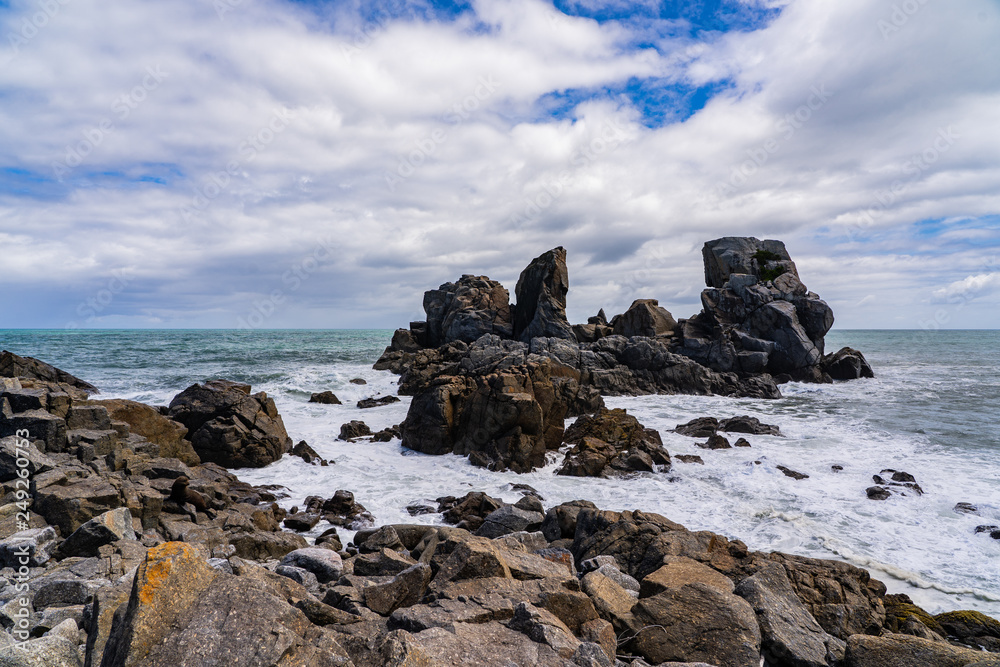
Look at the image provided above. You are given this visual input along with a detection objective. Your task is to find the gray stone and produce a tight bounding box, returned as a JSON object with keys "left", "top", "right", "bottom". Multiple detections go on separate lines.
{"left": 60, "top": 509, "right": 136, "bottom": 558}
{"left": 0, "top": 527, "right": 58, "bottom": 568}
{"left": 0, "top": 618, "right": 82, "bottom": 666}
{"left": 513, "top": 247, "right": 576, "bottom": 343}
{"left": 476, "top": 505, "right": 545, "bottom": 539}
{"left": 280, "top": 548, "right": 344, "bottom": 583}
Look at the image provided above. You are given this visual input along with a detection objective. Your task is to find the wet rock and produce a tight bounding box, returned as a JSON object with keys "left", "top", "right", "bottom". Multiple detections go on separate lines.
{"left": 697, "top": 434, "right": 731, "bottom": 450}
{"left": 733, "top": 437, "right": 751, "bottom": 447}
{"left": 321, "top": 490, "right": 375, "bottom": 529}
{"left": 675, "top": 454, "right": 705, "bottom": 464}
{"left": 291, "top": 440, "right": 327, "bottom": 465}
{"left": 439, "top": 492, "right": 503, "bottom": 532}
{"left": 308, "top": 390, "right": 341, "bottom": 404}
{"left": 866, "top": 486, "right": 891, "bottom": 501}
{"left": 357, "top": 395, "right": 401, "bottom": 409}
{"left": 822, "top": 346, "right": 875, "bottom": 380}
{"left": 371, "top": 424, "right": 401, "bottom": 442}
{"left": 611, "top": 299, "right": 678, "bottom": 338}
{"left": 953, "top": 502, "right": 978, "bottom": 515}
{"left": 512, "top": 247, "right": 575, "bottom": 343}
{"left": 338, "top": 420, "right": 372, "bottom": 440}
{"left": 719, "top": 415, "right": 781, "bottom": 435}
{"left": 974, "top": 525, "right": 1000, "bottom": 539}
{"left": 282, "top": 512, "right": 320, "bottom": 532}
{"left": 777, "top": 465, "right": 809, "bottom": 480}
{"left": 557, "top": 408, "right": 670, "bottom": 478}
{"left": 167, "top": 380, "right": 292, "bottom": 468}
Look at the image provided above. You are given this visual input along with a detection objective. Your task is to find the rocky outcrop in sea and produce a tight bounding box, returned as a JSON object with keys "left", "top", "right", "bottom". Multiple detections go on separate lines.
{"left": 1, "top": 353, "right": 997, "bottom": 666}
{"left": 374, "top": 239, "right": 872, "bottom": 472}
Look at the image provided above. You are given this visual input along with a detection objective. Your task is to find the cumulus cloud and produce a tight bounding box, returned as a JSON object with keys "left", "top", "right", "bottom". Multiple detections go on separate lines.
{"left": 1, "top": 0, "right": 998, "bottom": 329}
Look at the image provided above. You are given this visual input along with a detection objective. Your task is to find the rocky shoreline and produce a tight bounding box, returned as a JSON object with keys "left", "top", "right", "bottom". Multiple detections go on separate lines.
{"left": 0, "top": 239, "right": 996, "bottom": 667}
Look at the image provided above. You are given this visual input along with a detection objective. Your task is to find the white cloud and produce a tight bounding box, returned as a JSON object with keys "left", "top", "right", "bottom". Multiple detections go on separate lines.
{"left": 1, "top": 0, "right": 999, "bottom": 328}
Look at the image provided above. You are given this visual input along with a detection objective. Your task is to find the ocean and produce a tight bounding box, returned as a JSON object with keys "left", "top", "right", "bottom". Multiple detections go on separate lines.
{"left": 2, "top": 328, "right": 998, "bottom": 618}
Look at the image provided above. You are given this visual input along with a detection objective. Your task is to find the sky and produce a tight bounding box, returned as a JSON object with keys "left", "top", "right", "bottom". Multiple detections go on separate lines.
{"left": 1, "top": 0, "right": 998, "bottom": 330}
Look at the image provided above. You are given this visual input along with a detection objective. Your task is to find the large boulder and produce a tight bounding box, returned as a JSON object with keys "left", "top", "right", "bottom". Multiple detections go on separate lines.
{"left": 557, "top": 408, "right": 670, "bottom": 478}
{"left": 611, "top": 299, "right": 678, "bottom": 338}
{"left": 513, "top": 247, "right": 575, "bottom": 343}
{"left": 89, "top": 399, "right": 199, "bottom": 465}
{"left": 822, "top": 347, "right": 875, "bottom": 380}
{"left": 423, "top": 274, "right": 513, "bottom": 347}
{"left": 0, "top": 350, "right": 98, "bottom": 394}
{"left": 167, "top": 380, "right": 291, "bottom": 468}
{"left": 401, "top": 360, "right": 574, "bottom": 473}
{"left": 844, "top": 633, "right": 1000, "bottom": 667}
{"left": 678, "top": 237, "right": 841, "bottom": 382}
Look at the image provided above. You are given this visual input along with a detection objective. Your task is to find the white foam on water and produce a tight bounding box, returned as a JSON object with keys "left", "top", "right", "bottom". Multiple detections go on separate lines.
{"left": 231, "top": 364, "right": 1000, "bottom": 618}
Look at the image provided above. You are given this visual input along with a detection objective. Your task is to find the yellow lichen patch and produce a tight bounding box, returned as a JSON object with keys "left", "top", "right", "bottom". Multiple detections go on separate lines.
{"left": 138, "top": 542, "right": 197, "bottom": 606}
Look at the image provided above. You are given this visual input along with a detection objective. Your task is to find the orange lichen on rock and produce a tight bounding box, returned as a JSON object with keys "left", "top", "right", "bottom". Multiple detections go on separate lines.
{"left": 137, "top": 542, "right": 197, "bottom": 606}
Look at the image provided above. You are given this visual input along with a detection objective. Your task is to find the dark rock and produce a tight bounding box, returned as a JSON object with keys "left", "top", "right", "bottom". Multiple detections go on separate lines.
{"left": 283, "top": 512, "right": 320, "bottom": 531}
{"left": 611, "top": 299, "right": 678, "bottom": 338}
{"left": 974, "top": 525, "right": 1000, "bottom": 539}
{"left": 308, "top": 390, "right": 341, "bottom": 404}
{"left": 423, "top": 274, "right": 514, "bottom": 347}
{"left": 59, "top": 508, "right": 136, "bottom": 558}
{"left": 0, "top": 350, "right": 98, "bottom": 394}
{"left": 541, "top": 500, "right": 597, "bottom": 542}
{"left": 697, "top": 434, "right": 732, "bottom": 450}
{"left": 167, "top": 380, "right": 292, "bottom": 468}
{"left": 405, "top": 503, "right": 436, "bottom": 516}
{"left": 733, "top": 437, "right": 751, "bottom": 447}
{"left": 674, "top": 454, "right": 704, "bottom": 464}
{"left": 339, "top": 420, "right": 372, "bottom": 440}
{"left": 557, "top": 408, "right": 670, "bottom": 478}
{"left": 822, "top": 346, "right": 875, "bottom": 380}
{"left": 719, "top": 415, "right": 781, "bottom": 435}
{"left": 321, "top": 490, "right": 375, "bottom": 529}
{"left": 883, "top": 593, "right": 946, "bottom": 640}
{"left": 349, "top": 378, "right": 367, "bottom": 385}
{"left": 513, "top": 495, "right": 544, "bottom": 514}
{"left": 357, "top": 395, "right": 401, "bottom": 409}
{"left": 291, "top": 440, "right": 326, "bottom": 465}
{"left": 953, "top": 502, "right": 978, "bottom": 515}
{"left": 777, "top": 465, "right": 809, "bottom": 480}
{"left": 512, "top": 247, "right": 575, "bottom": 343}
{"left": 475, "top": 505, "right": 544, "bottom": 539}
{"left": 934, "top": 609, "right": 1000, "bottom": 646}
{"left": 867, "top": 486, "right": 891, "bottom": 500}
{"left": 702, "top": 237, "right": 798, "bottom": 289}
{"left": 371, "top": 424, "right": 401, "bottom": 442}
{"left": 674, "top": 417, "right": 719, "bottom": 437}
{"left": 440, "top": 492, "right": 503, "bottom": 532}
{"left": 0, "top": 434, "right": 54, "bottom": 482}
{"left": 357, "top": 525, "right": 405, "bottom": 553}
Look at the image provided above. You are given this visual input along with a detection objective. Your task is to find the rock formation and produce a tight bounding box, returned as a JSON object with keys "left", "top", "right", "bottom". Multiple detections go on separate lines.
{"left": 0, "top": 357, "right": 994, "bottom": 667}
{"left": 676, "top": 237, "right": 870, "bottom": 382}
{"left": 422, "top": 275, "right": 513, "bottom": 347}
{"left": 512, "top": 247, "right": 575, "bottom": 343}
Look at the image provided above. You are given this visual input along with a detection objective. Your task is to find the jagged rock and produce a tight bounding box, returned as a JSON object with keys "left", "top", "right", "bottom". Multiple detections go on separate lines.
{"left": 541, "top": 500, "right": 597, "bottom": 542}
{"left": 423, "top": 274, "right": 514, "bottom": 347}
{"left": 622, "top": 579, "right": 761, "bottom": 667}
{"left": 167, "top": 380, "right": 291, "bottom": 468}
{"left": 475, "top": 505, "right": 544, "bottom": 539}
{"left": 339, "top": 420, "right": 372, "bottom": 440}
{"left": 867, "top": 486, "right": 891, "bottom": 500}
{"left": 0, "top": 434, "right": 54, "bottom": 482}
{"left": 0, "top": 407, "right": 68, "bottom": 453}
{"left": 401, "top": 360, "right": 570, "bottom": 473}
{"left": 735, "top": 561, "right": 846, "bottom": 667}
{"left": 291, "top": 440, "right": 326, "bottom": 465}
{"left": 719, "top": 415, "right": 781, "bottom": 435}
{"left": 357, "top": 395, "right": 400, "bottom": 409}
{"left": 557, "top": 408, "right": 670, "bottom": 478}
{"left": 697, "top": 434, "right": 731, "bottom": 450}
{"left": 674, "top": 416, "right": 719, "bottom": 437}
{"left": 308, "top": 390, "right": 342, "bottom": 404}
{"left": 822, "top": 347, "right": 875, "bottom": 380}
{"left": 678, "top": 238, "right": 841, "bottom": 382}
{"left": 0, "top": 350, "right": 97, "bottom": 394}
{"left": 363, "top": 562, "right": 432, "bottom": 615}
{"left": 438, "top": 492, "right": 503, "bottom": 531}
{"left": 88, "top": 399, "right": 198, "bottom": 465}
{"left": 777, "top": 465, "right": 809, "bottom": 480}
{"left": 508, "top": 601, "right": 581, "bottom": 658}
{"left": 320, "top": 490, "right": 374, "bottom": 529}
{"left": 611, "top": 299, "right": 678, "bottom": 338}
{"left": 513, "top": 247, "right": 575, "bottom": 343}
{"left": 371, "top": 425, "right": 401, "bottom": 442}
{"left": 883, "top": 594, "right": 946, "bottom": 640}
{"left": 59, "top": 508, "right": 136, "bottom": 558}
{"left": 675, "top": 454, "right": 704, "bottom": 464}
{"left": 34, "top": 475, "right": 122, "bottom": 535}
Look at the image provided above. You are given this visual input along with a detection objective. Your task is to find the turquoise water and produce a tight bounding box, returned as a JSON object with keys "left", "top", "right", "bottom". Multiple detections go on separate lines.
{"left": 2, "top": 328, "right": 998, "bottom": 617}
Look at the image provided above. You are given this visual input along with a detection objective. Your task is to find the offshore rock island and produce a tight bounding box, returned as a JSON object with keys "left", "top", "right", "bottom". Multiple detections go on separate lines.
{"left": 1, "top": 240, "right": 997, "bottom": 667}
{"left": 375, "top": 238, "right": 873, "bottom": 472}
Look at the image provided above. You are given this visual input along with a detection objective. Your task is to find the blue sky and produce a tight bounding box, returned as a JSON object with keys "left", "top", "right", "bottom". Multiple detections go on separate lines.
{"left": 1, "top": 0, "right": 999, "bottom": 330}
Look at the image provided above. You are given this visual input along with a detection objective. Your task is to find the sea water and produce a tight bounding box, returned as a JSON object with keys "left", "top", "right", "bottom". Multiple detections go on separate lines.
{"left": 2, "top": 328, "right": 998, "bottom": 617}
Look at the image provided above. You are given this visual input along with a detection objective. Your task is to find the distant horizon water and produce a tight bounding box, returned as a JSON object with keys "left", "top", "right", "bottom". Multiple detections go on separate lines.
{"left": 1, "top": 328, "right": 998, "bottom": 619}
